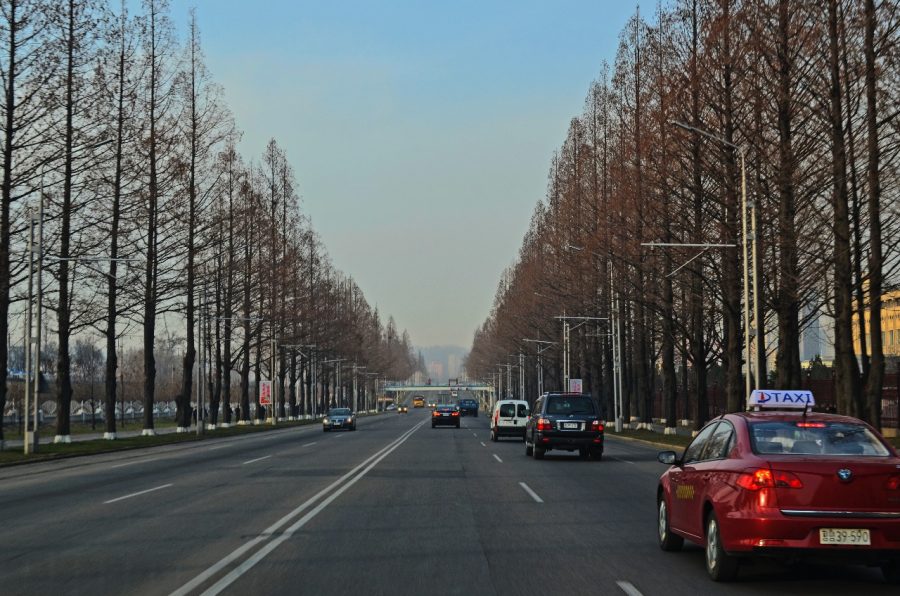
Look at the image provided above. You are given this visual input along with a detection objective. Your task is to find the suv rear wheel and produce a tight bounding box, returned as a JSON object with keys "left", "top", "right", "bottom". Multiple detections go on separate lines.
{"left": 533, "top": 445, "right": 545, "bottom": 460}
{"left": 525, "top": 439, "right": 533, "bottom": 457}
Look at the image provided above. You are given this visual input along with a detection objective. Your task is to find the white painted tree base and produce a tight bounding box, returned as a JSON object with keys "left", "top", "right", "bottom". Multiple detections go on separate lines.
{"left": 253, "top": 420, "right": 262, "bottom": 426}
{"left": 206, "top": 424, "right": 217, "bottom": 430}
{"left": 237, "top": 420, "right": 251, "bottom": 426}
{"left": 663, "top": 427, "right": 678, "bottom": 435}
{"left": 176, "top": 426, "right": 190, "bottom": 433}
{"left": 54, "top": 435, "right": 72, "bottom": 444}
{"left": 141, "top": 428, "right": 156, "bottom": 436}
{"left": 218, "top": 423, "right": 231, "bottom": 429}
{"left": 103, "top": 432, "right": 117, "bottom": 440}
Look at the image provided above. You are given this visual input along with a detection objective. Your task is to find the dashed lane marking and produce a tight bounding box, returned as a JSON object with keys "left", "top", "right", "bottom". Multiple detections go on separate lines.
{"left": 242, "top": 455, "right": 272, "bottom": 465}
{"left": 616, "top": 581, "right": 644, "bottom": 596}
{"left": 519, "top": 482, "right": 543, "bottom": 503}
{"left": 493, "top": 454, "right": 503, "bottom": 463}
{"left": 105, "top": 483, "right": 173, "bottom": 504}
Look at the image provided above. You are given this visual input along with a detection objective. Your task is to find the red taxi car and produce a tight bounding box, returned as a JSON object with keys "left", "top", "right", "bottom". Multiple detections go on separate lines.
{"left": 656, "top": 390, "right": 900, "bottom": 583}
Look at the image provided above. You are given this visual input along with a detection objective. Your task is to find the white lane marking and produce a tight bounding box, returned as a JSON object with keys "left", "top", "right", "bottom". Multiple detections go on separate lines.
{"left": 480, "top": 441, "right": 486, "bottom": 447}
{"left": 197, "top": 420, "right": 427, "bottom": 596}
{"left": 519, "top": 482, "right": 544, "bottom": 503}
{"left": 242, "top": 455, "right": 272, "bottom": 465}
{"left": 611, "top": 456, "right": 636, "bottom": 465}
{"left": 171, "top": 420, "right": 427, "bottom": 596}
{"left": 493, "top": 454, "right": 503, "bottom": 463}
{"left": 472, "top": 433, "right": 477, "bottom": 438}
{"left": 616, "top": 580, "right": 644, "bottom": 596}
{"left": 208, "top": 444, "right": 230, "bottom": 451}
{"left": 302, "top": 442, "right": 317, "bottom": 447}
{"left": 105, "top": 483, "right": 173, "bottom": 504}
{"left": 110, "top": 457, "right": 160, "bottom": 469}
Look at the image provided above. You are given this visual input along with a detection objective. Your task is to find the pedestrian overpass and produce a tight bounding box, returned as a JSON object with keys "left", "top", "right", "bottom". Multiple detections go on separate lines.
{"left": 382, "top": 384, "right": 495, "bottom": 407}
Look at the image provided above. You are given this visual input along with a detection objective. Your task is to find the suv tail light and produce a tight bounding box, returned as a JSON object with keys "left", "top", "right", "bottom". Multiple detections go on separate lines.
{"left": 432, "top": 411, "right": 440, "bottom": 417}
{"left": 536, "top": 418, "right": 552, "bottom": 431}
{"left": 451, "top": 411, "right": 459, "bottom": 417}
{"left": 736, "top": 468, "right": 803, "bottom": 490}
{"left": 591, "top": 420, "right": 604, "bottom": 432}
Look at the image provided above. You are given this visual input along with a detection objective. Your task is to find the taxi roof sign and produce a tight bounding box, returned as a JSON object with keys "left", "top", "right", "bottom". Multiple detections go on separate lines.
{"left": 748, "top": 389, "right": 814, "bottom": 409}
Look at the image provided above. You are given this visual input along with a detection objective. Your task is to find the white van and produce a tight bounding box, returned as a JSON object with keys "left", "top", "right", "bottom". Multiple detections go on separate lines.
{"left": 490, "top": 400, "right": 530, "bottom": 441}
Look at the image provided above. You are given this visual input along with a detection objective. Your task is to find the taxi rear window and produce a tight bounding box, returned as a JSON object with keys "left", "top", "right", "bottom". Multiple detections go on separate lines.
{"left": 749, "top": 421, "right": 890, "bottom": 456}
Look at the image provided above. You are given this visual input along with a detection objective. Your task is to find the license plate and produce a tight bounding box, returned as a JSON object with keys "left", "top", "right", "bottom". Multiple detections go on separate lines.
{"left": 562, "top": 422, "right": 579, "bottom": 429}
{"left": 442, "top": 413, "right": 449, "bottom": 416}
{"left": 819, "top": 528, "right": 870, "bottom": 546}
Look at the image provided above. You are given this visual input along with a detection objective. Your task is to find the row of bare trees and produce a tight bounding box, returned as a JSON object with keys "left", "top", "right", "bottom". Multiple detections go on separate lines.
{"left": 467, "top": 0, "right": 900, "bottom": 430}
{"left": 0, "top": 0, "right": 421, "bottom": 443}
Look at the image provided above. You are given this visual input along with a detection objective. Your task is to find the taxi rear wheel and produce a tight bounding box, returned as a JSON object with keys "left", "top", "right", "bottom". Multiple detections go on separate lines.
{"left": 525, "top": 439, "right": 533, "bottom": 457}
{"left": 657, "top": 497, "right": 683, "bottom": 551}
{"left": 533, "top": 445, "right": 545, "bottom": 460}
{"left": 705, "top": 513, "right": 738, "bottom": 582}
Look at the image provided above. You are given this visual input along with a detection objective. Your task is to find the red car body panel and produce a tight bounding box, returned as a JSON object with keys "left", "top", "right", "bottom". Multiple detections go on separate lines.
{"left": 659, "top": 411, "right": 900, "bottom": 557}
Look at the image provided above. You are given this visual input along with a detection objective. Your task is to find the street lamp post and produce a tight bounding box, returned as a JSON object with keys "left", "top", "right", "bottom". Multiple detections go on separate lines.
{"left": 670, "top": 120, "right": 757, "bottom": 401}
{"left": 555, "top": 316, "right": 607, "bottom": 392}
{"left": 523, "top": 339, "right": 557, "bottom": 397}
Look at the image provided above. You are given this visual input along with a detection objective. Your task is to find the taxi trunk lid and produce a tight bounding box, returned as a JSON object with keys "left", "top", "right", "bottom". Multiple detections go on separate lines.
{"left": 769, "top": 457, "right": 900, "bottom": 513}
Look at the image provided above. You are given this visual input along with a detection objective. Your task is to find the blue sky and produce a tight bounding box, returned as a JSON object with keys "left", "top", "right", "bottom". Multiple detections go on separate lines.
{"left": 164, "top": 0, "right": 640, "bottom": 347}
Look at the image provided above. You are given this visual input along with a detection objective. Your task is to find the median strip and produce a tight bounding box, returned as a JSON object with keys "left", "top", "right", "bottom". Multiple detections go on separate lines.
{"left": 105, "top": 483, "right": 173, "bottom": 504}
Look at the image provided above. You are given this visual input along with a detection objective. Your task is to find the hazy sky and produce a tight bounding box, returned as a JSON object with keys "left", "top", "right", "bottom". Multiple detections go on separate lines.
{"left": 165, "top": 0, "right": 640, "bottom": 348}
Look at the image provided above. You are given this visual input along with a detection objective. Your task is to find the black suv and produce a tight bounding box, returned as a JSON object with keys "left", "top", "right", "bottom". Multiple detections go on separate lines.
{"left": 524, "top": 393, "right": 603, "bottom": 460}
{"left": 457, "top": 398, "right": 479, "bottom": 417}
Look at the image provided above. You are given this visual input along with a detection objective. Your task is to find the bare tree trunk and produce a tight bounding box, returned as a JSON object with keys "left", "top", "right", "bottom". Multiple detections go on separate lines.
{"left": 774, "top": 0, "right": 802, "bottom": 389}
{"left": 862, "top": 0, "right": 883, "bottom": 428}
{"left": 827, "top": 0, "right": 861, "bottom": 416}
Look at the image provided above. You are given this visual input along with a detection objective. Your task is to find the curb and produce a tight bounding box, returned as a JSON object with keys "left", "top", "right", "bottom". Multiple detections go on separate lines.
{"left": 606, "top": 433, "right": 685, "bottom": 452}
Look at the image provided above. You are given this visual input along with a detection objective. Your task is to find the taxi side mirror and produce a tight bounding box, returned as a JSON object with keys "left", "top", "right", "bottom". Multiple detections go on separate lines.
{"left": 657, "top": 450, "right": 679, "bottom": 466}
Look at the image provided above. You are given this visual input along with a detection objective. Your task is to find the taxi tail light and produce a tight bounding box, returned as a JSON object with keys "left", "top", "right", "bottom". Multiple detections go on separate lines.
{"left": 536, "top": 418, "right": 552, "bottom": 431}
{"left": 451, "top": 411, "right": 459, "bottom": 417}
{"left": 887, "top": 475, "right": 900, "bottom": 491}
{"left": 591, "top": 420, "right": 604, "bottom": 432}
{"left": 432, "top": 411, "right": 440, "bottom": 417}
{"left": 736, "top": 468, "right": 803, "bottom": 491}
{"left": 795, "top": 422, "right": 826, "bottom": 428}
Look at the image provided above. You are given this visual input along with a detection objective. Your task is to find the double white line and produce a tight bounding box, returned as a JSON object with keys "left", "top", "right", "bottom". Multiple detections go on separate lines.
{"left": 170, "top": 418, "right": 427, "bottom": 596}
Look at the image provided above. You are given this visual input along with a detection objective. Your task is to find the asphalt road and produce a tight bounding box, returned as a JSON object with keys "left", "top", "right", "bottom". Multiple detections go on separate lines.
{"left": 0, "top": 406, "right": 896, "bottom": 596}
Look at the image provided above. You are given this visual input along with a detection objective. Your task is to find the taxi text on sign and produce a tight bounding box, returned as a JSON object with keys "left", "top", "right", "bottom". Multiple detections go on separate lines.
{"left": 568, "top": 378, "right": 583, "bottom": 393}
{"left": 748, "top": 389, "right": 814, "bottom": 409}
{"left": 259, "top": 380, "right": 272, "bottom": 405}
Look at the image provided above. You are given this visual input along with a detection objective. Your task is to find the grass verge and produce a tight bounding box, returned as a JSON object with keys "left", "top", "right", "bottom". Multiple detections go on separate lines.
{"left": 0, "top": 417, "right": 328, "bottom": 467}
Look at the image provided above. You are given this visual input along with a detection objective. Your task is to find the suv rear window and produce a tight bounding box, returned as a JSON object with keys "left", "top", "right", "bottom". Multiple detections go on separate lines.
{"left": 546, "top": 395, "right": 595, "bottom": 415}
{"left": 749, "top": 421, "right": 890, "bottom": 456}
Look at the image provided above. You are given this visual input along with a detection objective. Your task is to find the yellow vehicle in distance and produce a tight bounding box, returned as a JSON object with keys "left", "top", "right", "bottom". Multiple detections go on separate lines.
{"left": 412, "top": 396, "right": 425, "bottom": 408}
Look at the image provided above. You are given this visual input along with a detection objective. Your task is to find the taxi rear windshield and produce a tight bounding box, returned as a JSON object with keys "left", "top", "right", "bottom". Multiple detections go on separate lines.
{"left": 749, "top": 421, "right": 890, "bottom": 457}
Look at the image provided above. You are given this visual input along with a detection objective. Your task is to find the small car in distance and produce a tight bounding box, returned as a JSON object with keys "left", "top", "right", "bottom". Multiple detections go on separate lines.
{"left": 524, "top": 392, "right": 603, "bottom": 460}
{"left": 458, "top": 398, "right": 479, "bottom": 417}
{"left": 491, "top": 399, "right": 529, "bottom": 442}
{"left": 398, "top": 405, "right": 408, "bottom": 414}
{"left": 656, "top": 390, "right": 900, "bottom": 583}
{"left": 432, "top": 404, "right": 460, "bottom": 428}
{"left": 322, "top": 407, "right": 356, "bottom": 432}
{"left": 412, "top": 396, "right": 425, "bottom": 408}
